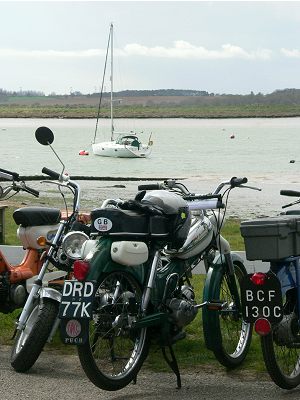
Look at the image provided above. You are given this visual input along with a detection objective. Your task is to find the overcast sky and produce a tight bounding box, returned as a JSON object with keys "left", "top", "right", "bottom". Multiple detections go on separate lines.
{"left": 2, "top": 1, "right": 300, "bottom": 95}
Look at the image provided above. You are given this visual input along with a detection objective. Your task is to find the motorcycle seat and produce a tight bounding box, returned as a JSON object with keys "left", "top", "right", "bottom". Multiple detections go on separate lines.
{"left": 13, "top": 207, "right": 61, "bottom": 227}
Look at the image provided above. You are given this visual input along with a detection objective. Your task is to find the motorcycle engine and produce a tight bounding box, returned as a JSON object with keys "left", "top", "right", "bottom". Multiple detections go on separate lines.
{"left": 0, "top": 274, "right": 9, "bottom": 303}
{"left": 166, "top": 285, "right": 198, "bottom": 328}
{"left": 0, "top": 273, "right": 26, "bottom": 312}
{"left": 274, "top": 312, "right": 300, "bottom": 346}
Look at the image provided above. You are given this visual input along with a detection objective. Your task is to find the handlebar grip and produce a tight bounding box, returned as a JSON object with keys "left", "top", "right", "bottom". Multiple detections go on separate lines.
{"left": 280, "top": 190, "right": 300, "bottom": 197}
{"left": 23, "top": 185, "right": 39, "bottom": 198}
{"left": 230, "top": 177, "right": 248, "bottom": 187}
{"left": 42, "top": 167, "right": 60, "bottom": 180}
{"left": 0, "top": 168, "right": 20, "bottom": 181}
{"left": 138, "top": 183, "right": 161, "bottom": 191}
{"left": 187, "top": 199, "right": 224, "bottom": 210}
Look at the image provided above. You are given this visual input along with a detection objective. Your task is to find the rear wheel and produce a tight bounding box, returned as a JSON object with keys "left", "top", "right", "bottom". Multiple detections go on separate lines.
{"left": 77, "top": 271, "right": 149, "bottom": 391}
{"left": 261, "top": 290, "right": 300, "bottom": 389}
{"left": 11, "top": 299, "right": 59, "bottom": 372}
{"left": 203, "top": 262, "right": 252, "bottom": 368}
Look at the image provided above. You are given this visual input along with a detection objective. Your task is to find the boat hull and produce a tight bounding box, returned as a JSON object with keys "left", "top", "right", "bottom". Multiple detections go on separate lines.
{"left": 92, "top": 141, "right": 152, "bottom": 158}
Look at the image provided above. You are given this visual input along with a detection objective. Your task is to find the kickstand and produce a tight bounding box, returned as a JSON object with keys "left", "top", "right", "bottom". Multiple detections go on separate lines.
{"left": 161, "top": 345, "right": 181, "bottom": 389}
{"left": 132, "top": 375, "right": 137, "bottom": 385}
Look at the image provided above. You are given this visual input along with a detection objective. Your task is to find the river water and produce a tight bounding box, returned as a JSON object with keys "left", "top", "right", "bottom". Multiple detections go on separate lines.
{"left": 1, "top": 117, "right": 300, "bottom": 218}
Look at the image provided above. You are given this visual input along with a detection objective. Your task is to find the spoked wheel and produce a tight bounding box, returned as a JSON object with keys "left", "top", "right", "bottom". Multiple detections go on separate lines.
{"left": 204, "top": 262, "right": 252, "bottom": 368}
{"left": 261, "top": 290, "right": 300, "bottom": 389}
{"left": 77, "top": 271, "right": 149, "bottom": 391}
{"left": 11, "top": 299, "right": 59, "bottom": 372}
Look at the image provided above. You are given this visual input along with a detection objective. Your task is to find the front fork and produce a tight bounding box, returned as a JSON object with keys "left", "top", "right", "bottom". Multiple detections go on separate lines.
{"left": 16, "top": 221, "right": 65, "bottom": 330}
{"left": 216, "top": 234, "right": 242, "bottom": 312}
{"left": 141, "top": 250, "right": 160, "bottom": 313}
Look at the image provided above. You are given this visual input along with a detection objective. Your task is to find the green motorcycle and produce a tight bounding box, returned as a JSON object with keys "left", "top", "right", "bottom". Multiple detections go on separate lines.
{"left": 59, "top": 177, "right": 259, "bottom": 390}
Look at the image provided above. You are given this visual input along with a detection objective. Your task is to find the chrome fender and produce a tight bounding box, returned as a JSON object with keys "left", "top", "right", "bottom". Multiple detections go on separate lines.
{"left": 26, "top": 270, "right": 68, "bottom": 293}
{"left": 213, "top": 251, "right": 245, "bottom": 265}
{"left": 40, "top": 287, "right": 62, "bottom": 303}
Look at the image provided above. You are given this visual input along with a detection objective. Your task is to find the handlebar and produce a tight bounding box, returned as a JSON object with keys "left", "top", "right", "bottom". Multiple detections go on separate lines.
{"left": 138, "top": 183, "right": 162, "bottom": 191}
{"left": 22, "top": 184, "right": 40, "bottom": 197}
{"left": 280, "top": 189, "right": 300, "bottom": 210}
{"left": 0, "top": 168, "right": 20, "bottom": 181}
{"left": 139, "top": 177, "right": 258, "bottom": 196}
{"left": 137, "top": 176, "right": 260, "bottom": 211}
{"left": 0, "top": 173, "right": 39, "bottom": 200}
{"left": 41, "top": 166, "right": 81, "bottom": 214}
{"left": 42, "top": 167, "right": 61, "bottom": 180}
{"left": 230, "top": 176, "right": 248, "bottom": 187}
{"left": 280, "top": 190, "right": 300, "bottom": 198}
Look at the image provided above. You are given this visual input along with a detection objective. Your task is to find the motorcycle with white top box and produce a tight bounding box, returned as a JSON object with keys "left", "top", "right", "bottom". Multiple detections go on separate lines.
{"left": 58, "top": 175, "right": 260, "bottom": 391}
{"left": 241, "top": 189, "right": 300, "bottom": 389}
{"left": 10, "top": 126, "right": 89, "bottom": 373}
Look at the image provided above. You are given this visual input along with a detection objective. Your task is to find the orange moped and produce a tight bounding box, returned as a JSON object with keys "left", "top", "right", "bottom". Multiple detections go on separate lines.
{"left": 0, "top": 168, "right": 62, "bottom": 314}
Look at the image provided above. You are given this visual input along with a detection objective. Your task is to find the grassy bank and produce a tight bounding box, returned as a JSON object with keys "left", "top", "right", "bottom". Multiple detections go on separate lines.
{"left": 1, "top": 103, "right": 300, "bottom": 119}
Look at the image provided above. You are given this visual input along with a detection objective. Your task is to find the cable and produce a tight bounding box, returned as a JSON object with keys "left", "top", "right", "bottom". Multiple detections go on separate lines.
{"left": 92, "top": 28, "right": 112, "bottom": 144}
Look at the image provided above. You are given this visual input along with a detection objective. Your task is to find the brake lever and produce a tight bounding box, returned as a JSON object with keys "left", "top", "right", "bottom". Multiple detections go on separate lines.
{"left": 282, "top": 199, "right": 300, "bottom": 209}
{"left": 239, "top": 184, "right": 262, "bottom": 191}
{"left": 40, "top": 180, "right": 68, "bottom": 188}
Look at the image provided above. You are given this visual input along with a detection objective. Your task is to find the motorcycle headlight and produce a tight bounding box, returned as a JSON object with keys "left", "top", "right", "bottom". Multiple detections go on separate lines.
{"left": 61, "top": 231, "right": 89, "bottom": 260}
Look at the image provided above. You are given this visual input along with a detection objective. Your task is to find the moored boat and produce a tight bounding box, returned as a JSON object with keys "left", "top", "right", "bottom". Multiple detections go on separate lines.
{"left": 92, "top": 23, "right": 153, "bottom": 159}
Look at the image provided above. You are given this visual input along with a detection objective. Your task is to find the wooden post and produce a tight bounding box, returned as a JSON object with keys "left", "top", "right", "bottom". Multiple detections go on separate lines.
{"left": 0, "top": 205, "right": 8, "bottom": 244}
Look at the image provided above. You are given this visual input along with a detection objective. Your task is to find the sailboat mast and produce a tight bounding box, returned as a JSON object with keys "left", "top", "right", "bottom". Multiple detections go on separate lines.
{"left": 110, "top": 23, "right": 114, "bottom": 142}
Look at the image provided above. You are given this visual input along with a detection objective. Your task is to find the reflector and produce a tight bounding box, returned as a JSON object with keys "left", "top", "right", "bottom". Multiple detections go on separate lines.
{"left": 254, "top": 318, "right": 271, "bottom": 336}
{"left": 37, "top": 236, "right": 47, "bottom": 247}
{"left": 250, "top": 272, "right": 267, "bottom": 286}
{"left": 73, "top": 260, "right": 90, "bottom": 281}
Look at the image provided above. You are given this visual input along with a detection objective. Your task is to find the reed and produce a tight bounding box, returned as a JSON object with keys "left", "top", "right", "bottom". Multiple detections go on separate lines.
{"left": 0, "top": 104, "right": 300, "bottom": 119}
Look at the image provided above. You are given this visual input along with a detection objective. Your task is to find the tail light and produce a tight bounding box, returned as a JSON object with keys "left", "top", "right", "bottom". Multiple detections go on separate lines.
{"left": 254, "top": 318, "right": 271, "bottom": 336}
{"left": 73, "top": 260, "right": 90, "bottom": 281}
{"left": 250, "top": 272, "right": 267, "bottom": 286}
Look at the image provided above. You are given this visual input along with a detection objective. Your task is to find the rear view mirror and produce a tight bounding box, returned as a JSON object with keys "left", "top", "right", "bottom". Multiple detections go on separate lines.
{"left": 35, "top": 126, "right": 54, "bottom": 145}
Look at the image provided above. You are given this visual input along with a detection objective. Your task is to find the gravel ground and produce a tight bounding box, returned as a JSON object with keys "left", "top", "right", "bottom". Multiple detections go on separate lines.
{"left": 1, "top": 345, "right": 300, "bottom": 400}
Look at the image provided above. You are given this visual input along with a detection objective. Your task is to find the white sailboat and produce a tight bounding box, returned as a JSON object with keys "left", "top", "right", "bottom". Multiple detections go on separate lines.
{"left": 92, "top": 24, "right": 153, "bottom": 158}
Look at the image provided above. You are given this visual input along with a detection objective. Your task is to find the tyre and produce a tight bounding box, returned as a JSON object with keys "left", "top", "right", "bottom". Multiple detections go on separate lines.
{"left": 77, "top": 271, "right": 149, "bottom": 391}
{"left": 261, "top": 289, "right": 300, "bottom": 389}
{"left": 203, "top": 262, "right": 252, "bottom": 368}
{"left": 11, "top": 299, "right": 59, "bottom": 372}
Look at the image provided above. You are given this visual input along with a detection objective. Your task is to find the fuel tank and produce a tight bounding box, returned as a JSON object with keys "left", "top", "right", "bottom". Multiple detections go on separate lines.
{"left": 170, "top": 215, "right": 214, "bottom": 259}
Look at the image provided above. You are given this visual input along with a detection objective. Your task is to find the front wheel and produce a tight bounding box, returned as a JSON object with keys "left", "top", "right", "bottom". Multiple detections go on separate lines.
{"left": 77, "top": 271, "right": 149, "bottom": 391}
{"left": 11, "top": 299, "right": 59, "bottom": 372}
{"left": 203, "top": 261, "right": 252, "bottom": 368}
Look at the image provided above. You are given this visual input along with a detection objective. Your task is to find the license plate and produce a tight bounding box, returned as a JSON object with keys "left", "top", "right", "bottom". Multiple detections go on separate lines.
{"left": 58, "top": 280, "right": 96, "bottom": 319}
{"left": 241, "top": 273, "right": 283, "bottom": 323}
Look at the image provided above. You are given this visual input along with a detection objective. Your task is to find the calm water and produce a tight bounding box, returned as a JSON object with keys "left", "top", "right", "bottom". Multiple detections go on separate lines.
{"left": 1, "top": 117, "right": 300, "bottom": 217}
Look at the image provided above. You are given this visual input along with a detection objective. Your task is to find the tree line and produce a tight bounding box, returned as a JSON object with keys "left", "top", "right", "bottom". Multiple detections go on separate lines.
{"left": 2, "top": 88, "right": 300, "bottom": 107}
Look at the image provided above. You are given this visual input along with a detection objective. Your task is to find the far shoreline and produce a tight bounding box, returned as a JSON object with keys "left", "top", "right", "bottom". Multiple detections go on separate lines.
{"left": 1, "top": 102, "right": 300, "bottom": 120}
{"left": 1, "top": 114, "right": 300, "bottom": 120}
